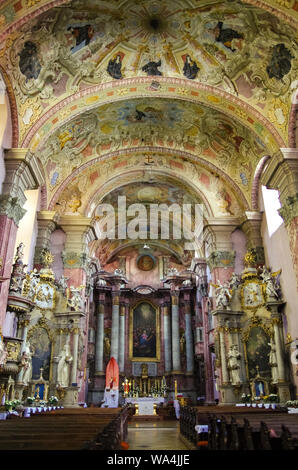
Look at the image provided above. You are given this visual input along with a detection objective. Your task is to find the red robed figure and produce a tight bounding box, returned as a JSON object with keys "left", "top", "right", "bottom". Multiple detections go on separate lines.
{"left": 105, "top": 357, "right": 119, "bottom": 390}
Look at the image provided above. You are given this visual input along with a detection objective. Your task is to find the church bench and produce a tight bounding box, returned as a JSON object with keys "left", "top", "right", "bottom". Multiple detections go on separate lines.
{"left": 0, "top": 406, "right": 131, "bottom": 450}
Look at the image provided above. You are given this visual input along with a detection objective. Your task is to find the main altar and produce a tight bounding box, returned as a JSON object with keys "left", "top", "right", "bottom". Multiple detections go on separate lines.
{"left": 125, "top": 396, "right": 165, "bottom": 415}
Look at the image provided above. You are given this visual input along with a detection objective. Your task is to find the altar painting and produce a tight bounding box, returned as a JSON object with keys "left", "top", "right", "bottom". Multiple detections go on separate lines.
{"left": 29, "top": 328, "right": 52, "bottom": 380}
{"left": 245, "top": 326, "right": 271, "bottom": 379}
{"left": 130, "top": 302, "right": 160, "bottom": 362}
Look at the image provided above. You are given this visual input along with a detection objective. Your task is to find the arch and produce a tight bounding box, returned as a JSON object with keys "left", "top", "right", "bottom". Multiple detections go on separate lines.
{"left": 47, "top": 147, "right": 250, "bottom": 214}
{"left": 23, "top": 77, "right": 285, "bottom": 152}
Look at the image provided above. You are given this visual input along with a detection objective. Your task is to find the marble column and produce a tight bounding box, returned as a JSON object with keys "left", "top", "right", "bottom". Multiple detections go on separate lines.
{"left": 184, "top": 301, "right": 194, "bottom": 374}
{"left": 0, "top": 149, "right": 43, "bottom": 325}
{"left": 163, "top": 302, "right": 171, "bottom": 374}
{"left": 70, "top": 327, "right": 80, "bottom": 386}
{"left": 95, "top": 299, "right": 105, "bottom": 375}
{"left": 272, "top": 316, "right": 286, "bottom": 382}
{"left": 33, "top": 211, "right": 58, "bottom": 268}
{"left": 119, "top": 302, "right": 125, "bottom": 373}
{"left": 171, "top": 291, "right": 181, "bottom": 373}
{"left": 110, "top": 290, "right": 120, "bottom": 363}
{"left": 205, "top": 219, "right": 238, "bottom": 285}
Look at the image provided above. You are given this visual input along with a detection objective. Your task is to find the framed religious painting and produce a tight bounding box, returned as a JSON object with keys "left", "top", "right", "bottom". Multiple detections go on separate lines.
{"left": 129, "top": 301, "right": 160, "bottom": 362}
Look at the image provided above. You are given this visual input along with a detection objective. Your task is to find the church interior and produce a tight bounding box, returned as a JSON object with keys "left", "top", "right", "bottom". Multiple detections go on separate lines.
{"left": 0, "top": 0, "right": 298, "bottom": 452}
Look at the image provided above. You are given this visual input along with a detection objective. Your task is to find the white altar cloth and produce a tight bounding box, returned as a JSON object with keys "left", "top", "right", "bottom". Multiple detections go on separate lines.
{"left": 125, "top": 397, "right": 165, "bottom": 415}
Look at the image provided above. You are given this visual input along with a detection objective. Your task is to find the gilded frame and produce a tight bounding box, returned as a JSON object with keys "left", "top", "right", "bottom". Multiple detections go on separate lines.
{"left": 240, "top": 279, "right": 265, "bottom": 310}
{"left": 27, "top": 318, "right": 55, "bottom": 382}
{"left": 242, "top": 319, "right": 273, "bottom": 382}
{"left": 129, "top": 300, "right": 160, "bottom": 362}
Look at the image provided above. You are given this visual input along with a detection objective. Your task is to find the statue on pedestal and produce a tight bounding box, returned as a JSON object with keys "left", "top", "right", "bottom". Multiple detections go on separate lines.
{"left": 268, "top": 340, "right": 278, "bottom": 384}
{"left": 260, "top": 267, "right": 281, "bottom": 300}
{"left": 67, "top": 286, "right": 85, "bottom": 311}
{"left": 213, "top": 281, "right": 232, "bottom": 310}
{"left": 57, "top": 344, "right": 73, "bottom": 387}
{"left": 228, "top": 345, "right": 242, "bottom": 385}
{"left": 18, "top": 344, "right": 33, "bottom": 385}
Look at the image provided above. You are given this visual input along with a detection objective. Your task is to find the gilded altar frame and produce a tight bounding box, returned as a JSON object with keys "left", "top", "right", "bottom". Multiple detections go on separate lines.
{"left": 129, "top": 300, "right": 160, "bottom": 362}
{"left": 27, "top": 317, "right": 55, "bottom": 382}
{"left": 242, "top": 317, "right": 273, "bottom": 382}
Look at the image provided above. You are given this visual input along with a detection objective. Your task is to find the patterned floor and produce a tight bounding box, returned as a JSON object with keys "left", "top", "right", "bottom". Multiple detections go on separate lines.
{"left": 127, "top": 420, "right": 189, "bottom": 450}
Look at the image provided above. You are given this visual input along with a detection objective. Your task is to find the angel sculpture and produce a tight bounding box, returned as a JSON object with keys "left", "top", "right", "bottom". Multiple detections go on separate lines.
{"left": 229, "top": 272, "right": 241, "bottom": 290}
{"left": 211, "top": 280, "right": 232, "bottom": 310}
{"left": 260, "top": 267, "right": 281, "bottom": 300}
{"left": 67, "top": 285, "right": 85, "bottom": 311}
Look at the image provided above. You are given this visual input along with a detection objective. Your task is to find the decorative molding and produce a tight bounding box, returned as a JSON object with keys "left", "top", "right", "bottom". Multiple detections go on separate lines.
{"left": 0, "top": 194, "right": 26, "bottom": 225}
{"left": 207, "top": 250, "right": 235, "bottom": 271}
{"left": 279, "top": 194, "right": 298, "bottom": 226}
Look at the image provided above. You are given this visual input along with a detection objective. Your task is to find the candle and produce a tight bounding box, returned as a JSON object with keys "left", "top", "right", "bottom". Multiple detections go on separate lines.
{"left": 175, "top": 380, "right": 177, "bottom": 399}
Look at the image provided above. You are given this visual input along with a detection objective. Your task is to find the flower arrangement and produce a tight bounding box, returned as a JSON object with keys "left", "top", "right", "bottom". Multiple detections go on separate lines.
{"left": 4, "top": 399, "right": 21, "bottom": 411}
{"left": 39, "top": 400, "right": 47, "bottom": 406}
{"left": 286, "top": 400, "right": 298, "bottom": 408}
{"left": 241, "top": 393, "right": 251, "bottom": 403}
{"left": 48, "top": 396, "right": 58, "bottom": 405}
{"left": 266, "top": 394, "right": 279, "bottom": 403}
{"left": 27, "top": 396, "right": 35, "bottom": 405}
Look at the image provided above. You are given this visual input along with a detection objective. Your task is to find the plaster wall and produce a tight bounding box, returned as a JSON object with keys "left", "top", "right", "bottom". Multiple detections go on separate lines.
{"left": 13, "top": 189, "right": 40, "bottom": 271}
{"left": 261, "top": 194, "right": 298, "bottom": 340}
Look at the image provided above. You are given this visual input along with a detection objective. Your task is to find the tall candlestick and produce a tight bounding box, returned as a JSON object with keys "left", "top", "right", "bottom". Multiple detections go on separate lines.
{"left": 175, "top": 380, "right": 178, "bottom": 399}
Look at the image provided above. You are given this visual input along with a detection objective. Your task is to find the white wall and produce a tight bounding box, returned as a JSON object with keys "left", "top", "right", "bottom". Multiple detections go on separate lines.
{"left": 261, "top": 188, "right": 298, "bottom": 340}
{"left": 14, "top": 189, "right": 40, "bottom": 271}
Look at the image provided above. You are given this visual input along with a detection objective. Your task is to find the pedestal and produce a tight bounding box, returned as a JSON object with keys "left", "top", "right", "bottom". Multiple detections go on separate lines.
{"left": 277, "top": 382, "right": 291, "bottom": 403}
{"left": 61, "top": 386, "right": 80, "bottom": 408}
{"left": 219, "top": 384, "right": 241, "bottom": 405}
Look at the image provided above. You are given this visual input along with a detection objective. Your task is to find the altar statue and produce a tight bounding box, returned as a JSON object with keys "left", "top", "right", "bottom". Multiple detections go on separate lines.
{"left": 228, "top": 345, "right": 242, "bottom": 385}
{"left": 213, "top": 280, "right": 232, "bottom": 309}
{"left": 57, "top": 344, "right": 73, "bottom": 387}
{"left": 268, "top": 340, "right": 278, "bottom": 384}
{"left": 19, "top": 344, "right": 33, "bottom": 385}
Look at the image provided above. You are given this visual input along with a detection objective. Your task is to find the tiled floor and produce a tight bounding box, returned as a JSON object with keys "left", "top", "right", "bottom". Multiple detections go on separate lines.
{"left": 127, "top": 420, "right": 189, "bottom": 450}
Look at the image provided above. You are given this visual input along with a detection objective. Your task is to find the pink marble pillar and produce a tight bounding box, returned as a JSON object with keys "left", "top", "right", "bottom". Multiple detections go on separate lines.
{"left": 0, "top": 215, "right": 18, "bottom": 328}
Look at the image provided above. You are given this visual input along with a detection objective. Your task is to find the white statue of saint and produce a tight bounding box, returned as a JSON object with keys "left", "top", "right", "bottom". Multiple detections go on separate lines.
{"left": 19, "top": 344, "right": 33, "bottom": 385}
{"left": 57, "top": 344, "right": 73, "bottom": 387}
{"left": 214, "top": 281, "right": 232, "bottom": 310}
{"left": 67, "top": 286, "right": 84, "bottom": 311}
{"left": 228, "top": 345, "right": 242, "bottom": 385}
{"left": 0, "top": 336, "right": 8, "bottom": 367}
{"left": 268, "top": 340, "right": 278, "bottom": 384}
{"left": 260, "top": 267, "right": 280, "bottom": 300}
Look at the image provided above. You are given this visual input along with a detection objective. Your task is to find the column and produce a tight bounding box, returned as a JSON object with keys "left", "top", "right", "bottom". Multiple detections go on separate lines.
{"left": 171, "top": 291, "right": 181, "bottom": 373}
{"left": 70, "top": 327, "right": 80, "bottom": 386}
{"left": 162, "top": 302, "right": 171, "bottom": 374}
{"left": 110, "top": 290, "right": 120, "bottom": 362}
{"left": 119, "top": 302, "right": 125, "bottom": 373}
{"left": 241, "top": 211, "right": 265, "bottom": 266}
{"left": 183, "top": 293, "right": 194, "bottom": 374}
{"left": 95, "top": 298, "right": 105, "bottom": 375}
{"left": 0, "top": 149, "right": 43, "bottom": 326}
{"left": 205, "top": 218, "right": 239, "bottom": 285}
{"left": 273, "top": 319, "right": 286, "bottom": 381}
{"left": 33, "top": 211, "right": 58, "bottom": 268}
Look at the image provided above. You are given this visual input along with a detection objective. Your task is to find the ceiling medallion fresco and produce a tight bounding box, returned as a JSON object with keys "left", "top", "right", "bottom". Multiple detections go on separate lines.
{"left": 0, "top": 0, "right": 297, "bottom": 146}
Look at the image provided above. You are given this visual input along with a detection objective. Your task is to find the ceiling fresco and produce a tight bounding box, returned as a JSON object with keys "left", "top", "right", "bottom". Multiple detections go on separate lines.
{"left": 0, "top": 0, "right": 297, "bottom": 145}
{"left": 0, "top": 0, "right": 297, "bottom": 266}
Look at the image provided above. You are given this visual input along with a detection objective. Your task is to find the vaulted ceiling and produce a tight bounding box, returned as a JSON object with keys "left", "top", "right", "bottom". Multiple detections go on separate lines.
{"left": 0, "top": 0, "right": 297, "bottom": 264}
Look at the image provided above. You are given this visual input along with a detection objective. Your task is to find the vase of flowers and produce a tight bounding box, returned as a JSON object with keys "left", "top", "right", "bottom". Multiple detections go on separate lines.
{"left": 241, "top": 393, "right": 251, "bottom": 404}
{"left": 286, "top": 400, "right": 298, "bottom": 413}
{"left": 27, "top": 396, "right": 35, "bottom": 406}
{"left": 4, "top": 400, "right": 14, "bottom": 412}
{"left": 48, "top": 396, "right": 58, "bottom": 405}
